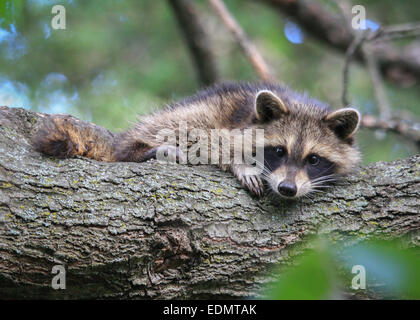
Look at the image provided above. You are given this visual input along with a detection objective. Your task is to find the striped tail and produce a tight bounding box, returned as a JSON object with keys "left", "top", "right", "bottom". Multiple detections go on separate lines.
{"left": 32, "top": 115, "right": 116, "bottom": 162}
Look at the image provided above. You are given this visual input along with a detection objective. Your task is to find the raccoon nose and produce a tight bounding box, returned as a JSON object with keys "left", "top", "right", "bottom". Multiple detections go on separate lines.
{"left": 278, "top": 181, "right": 297, "bottom": 197}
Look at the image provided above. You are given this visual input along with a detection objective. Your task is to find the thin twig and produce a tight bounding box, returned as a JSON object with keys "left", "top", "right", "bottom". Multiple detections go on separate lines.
{"left": 338, "top": 0, "right": 391, "bottom": 119}
{"left": 168, "top": 0, "right": 220, "bottom": 85}
{"left": 208, "top": 0, "right": 275, "bottom": 82}
{"left": 342, "top": 30, "right": 369, "bottom": 106}
{"left": 259, "top": 0, "right": 420, "bottom": 87}
{"left": 367, "top": 22, "right": 420, "bottom": 42}
{"left": 361, "top": 115, "right": 420, "bottom": 147}
{"left": 361, "top": 41, "right": 392, "bottom": 119}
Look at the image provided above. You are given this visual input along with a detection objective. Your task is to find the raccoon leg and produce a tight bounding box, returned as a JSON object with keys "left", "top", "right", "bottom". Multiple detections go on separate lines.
{"left": 230, "top": 164, "right": 264, "bottom": 197}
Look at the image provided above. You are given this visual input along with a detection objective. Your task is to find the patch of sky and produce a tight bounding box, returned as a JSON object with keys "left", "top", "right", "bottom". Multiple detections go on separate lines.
{"left": 0, "top": 23, "right": 27, "bottom": 59}
{"left": 0, "top": 76, "right": 31, "bottom": 109}
{"left": 284, "top": 20, "right": 304, "bottom": 44}
{"left": 27, "top": 0, "right": 74, "bottom": 7}
{"left": 91, "top": 72, "right": 118, "bottom": 95}
{"left": 41, "top": 73, "right": 68, "bottom": 87}
{"left": 361, "top": 19, "right": 380, "bottom": 31}
{"left": 37, "top": 73, "right": 79, "bottom": 115}
{"left": 42, "top": 22, "right": 51, "bottom": 39}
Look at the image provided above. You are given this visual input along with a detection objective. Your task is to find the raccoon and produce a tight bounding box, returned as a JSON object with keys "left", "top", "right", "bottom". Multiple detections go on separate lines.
{"left": 33, "top": 82, "right": 361, "bottom": 199}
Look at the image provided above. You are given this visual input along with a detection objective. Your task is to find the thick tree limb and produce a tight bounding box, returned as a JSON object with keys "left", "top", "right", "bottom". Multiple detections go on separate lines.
{"left": 0, "top": 106, "right": 419, "bottom": 299}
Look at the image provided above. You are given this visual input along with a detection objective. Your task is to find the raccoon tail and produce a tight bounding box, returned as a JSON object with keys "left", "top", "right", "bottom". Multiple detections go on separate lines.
{"left": 32, "top": 115, "right": 117, "bottom": 162}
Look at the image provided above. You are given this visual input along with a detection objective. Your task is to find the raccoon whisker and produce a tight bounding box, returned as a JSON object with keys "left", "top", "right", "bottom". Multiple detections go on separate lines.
{"left": 306, "top": 190, "right": 325, "bottom": 197}
{"left": 265, "top": 187, "right": 279, "bottom": 202}
{"left": 262, "top": 175, "right": 272, "bottom": 182}
{"left": 302, "top": 176, "right": 337, "bottom": 191}
{"left": 235, "top": 156, "right": 272, "bottom": 185}
{"left": 260, "top": 174, "right": 272, "bottom": 182}
{"left": 263, "top": 160, "right": 275, "bottom": 173}
{"left": 310, "top": 173, "right": 338, "bottom": 183}
{"left": 311, "top": 173, "right": 337, "bottom": 180}
{"left": 312, "top": 191, "right": 327, "bottom": 196}
{"left": 260, "top": 166, "right": 272, "bottom": 175}
{"left": 244, "top": 155, "right": 274, "bottom": 174}
{"left": 312, "top": 185, "right": 333, "bottom": 192}
{"left": 260, "top": 171, "right": 273, "bottom": 182}
{"left": 309, "top": 178, "right": 339, "bottom": 186}
{"left": 243, "top": 156, "right": 272, "bottom": 177}
{"left": 303, "top": 192, "right": 314, "bottom": 199}
{"left": 311, "top": 179, "right": 339, "bottom": 185}
{"left": 300, "top": 180, "right": 312, "bottom": 191}
{"left": 259, "top": 167, "right": 272, "bottom": 178}
{"left": 260, "top": 165, "right": 273, "bottom": 177}
{"left": 310, "top": 165, "right": 338, "bottom": 181}
{"left": 302, "top": 180, "right": 335, "bottom": 197}
{"left": 309, "top": 176, "right": 336, "bottom": 184}
{"left": 310, "top": 184, "right": 336, "bottom": 191}
{"left": 303, "top": 192, "right": 316, "bottom": 200}
{"left": 310, "top": 181, "right": 334, "bottom": 187}
{"left": 311, "top": 187, "right": 332, "bottom": 191}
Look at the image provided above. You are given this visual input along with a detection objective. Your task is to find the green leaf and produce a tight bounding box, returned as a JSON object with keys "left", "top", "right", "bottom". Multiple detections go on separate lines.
{"left": 263, "top": 250, "right": 336, "bottom": 300}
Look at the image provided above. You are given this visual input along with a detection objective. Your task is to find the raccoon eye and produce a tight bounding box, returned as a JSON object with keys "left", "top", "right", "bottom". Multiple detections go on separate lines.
{"left": 275, "top": 146, "right": 286, "bottom": 157}
{"left": 308, "top": 154, "right": 320, "bottom": 166}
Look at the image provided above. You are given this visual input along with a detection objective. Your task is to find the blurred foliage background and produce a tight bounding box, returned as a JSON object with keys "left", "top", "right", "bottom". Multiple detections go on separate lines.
{"left": 263, "top": 238, "right": 420, "bottom": 299}
{"left": 0, "top": 0, "right": 419, "bottom": 164}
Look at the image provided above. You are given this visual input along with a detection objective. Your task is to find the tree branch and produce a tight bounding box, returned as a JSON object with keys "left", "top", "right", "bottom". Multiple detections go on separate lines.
{"left": 361, "top": 114, "right": 420, "bottom": 147}
{"left": 361, "top": 41, "right": 392, "bottom": 119}
{"left": 0, "top": 106, "right": 419, "bottom": 299}
{"left": 337, "top": 0, "right": 391, "bottom": 119}
{"left": 342, "top": 30, "right": 369, "bottom": 107}
{"left": 367, "top": 22, "right": 420, "bottom": 42}
{"left": 208, "top": 0, "right": 275, "bottom": 82}
{"left": 259, "top": 0, "right": 420, "bottom": 87}
{"left": 168, "top": 0, "right": 220, "bottom": 86}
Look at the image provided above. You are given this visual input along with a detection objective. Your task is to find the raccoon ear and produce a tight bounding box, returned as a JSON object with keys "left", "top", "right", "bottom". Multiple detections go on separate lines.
{"left": 255, "top": 90, "right": 289, "bottom": 122}
{"left": 325, "top": 108, "right": 361, "bottom": 140}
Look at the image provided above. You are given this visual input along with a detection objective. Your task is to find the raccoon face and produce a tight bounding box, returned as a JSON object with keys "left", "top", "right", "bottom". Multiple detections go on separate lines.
{"left": 254, "top": 90, "right": 361, "bottom": 199}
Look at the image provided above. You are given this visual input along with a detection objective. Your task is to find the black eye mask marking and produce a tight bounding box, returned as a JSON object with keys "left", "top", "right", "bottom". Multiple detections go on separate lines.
{"left": 305, "top": 154, "right": 336, "bottom": 181}
{"left": 264, "top": 146, "right": 287, "bottom": 171}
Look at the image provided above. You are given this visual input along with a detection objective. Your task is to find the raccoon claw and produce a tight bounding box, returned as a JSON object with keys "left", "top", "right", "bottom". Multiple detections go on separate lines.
{"left": 232, "top": 165, "right": 264, "bottom": 197}
{"left": 242, "top": 174, "right": 264, "bottom": 197}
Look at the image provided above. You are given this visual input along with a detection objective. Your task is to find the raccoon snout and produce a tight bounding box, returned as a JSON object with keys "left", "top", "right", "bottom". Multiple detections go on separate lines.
{"left": 277, "top": 181, "right": 297, "bottom": 197}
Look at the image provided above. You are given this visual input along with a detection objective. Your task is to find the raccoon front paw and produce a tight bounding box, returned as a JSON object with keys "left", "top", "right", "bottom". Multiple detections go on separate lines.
{"left": 231, "top": 165, "right": 264, "bottom": 197}
{"left": 242, "top": 174, "right": 264, "bottom": 197}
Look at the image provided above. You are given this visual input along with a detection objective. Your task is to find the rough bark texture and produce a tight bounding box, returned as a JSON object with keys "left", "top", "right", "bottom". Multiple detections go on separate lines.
{"left": 0, "top": 106, "right": 419, "bottom": 299}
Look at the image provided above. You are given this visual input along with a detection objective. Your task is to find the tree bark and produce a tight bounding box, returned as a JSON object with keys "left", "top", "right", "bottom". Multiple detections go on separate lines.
{"left": 0, "top": 106, "right": 419, "bottom": 299}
